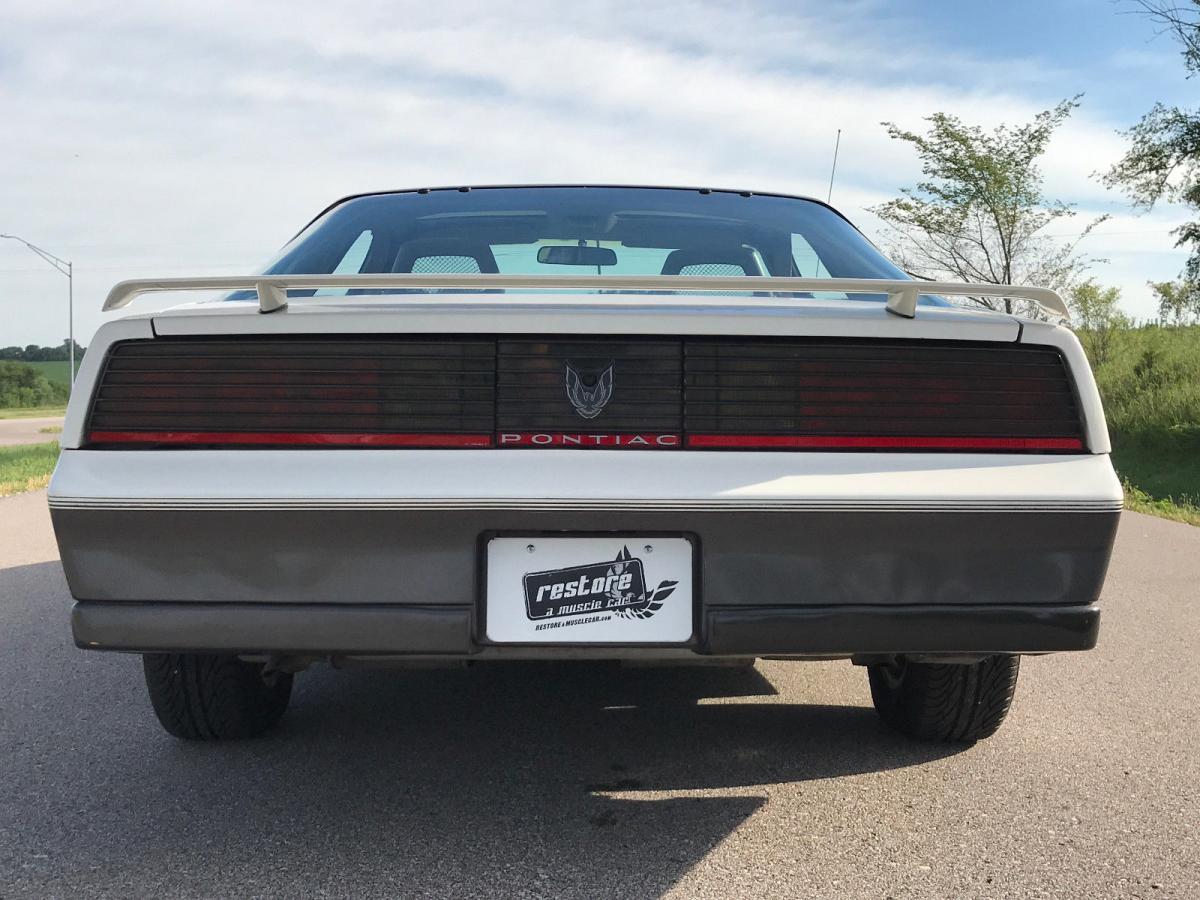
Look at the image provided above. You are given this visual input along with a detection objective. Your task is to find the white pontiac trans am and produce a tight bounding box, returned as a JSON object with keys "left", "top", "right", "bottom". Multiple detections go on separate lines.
{"left": 48, "top": 185, "right": 1122, "bottom": 743}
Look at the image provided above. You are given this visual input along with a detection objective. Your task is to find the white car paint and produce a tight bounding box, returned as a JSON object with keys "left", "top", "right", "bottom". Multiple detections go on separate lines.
{"left": 48, "top": 450, "right": 1123, "bottom": 513}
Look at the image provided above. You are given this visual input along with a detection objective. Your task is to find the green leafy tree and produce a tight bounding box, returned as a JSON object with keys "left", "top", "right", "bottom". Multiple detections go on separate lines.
{"left": 1150, "top": 278, "right": 1200, "bottom": 324}
{"left": 0, "top": 361, "right": 69, "bottom": 408}
{"left": 1070, "top": 281, "right": 1128, "bottom": 365}
{"left": 1105, "top": 2, "right": 1200, "bottom": 284}
{"left": 0, "top": 342, "right": 86, "bottom": 362}
{"left": 871, "top": 97, "right": 1106, "bottom": 314}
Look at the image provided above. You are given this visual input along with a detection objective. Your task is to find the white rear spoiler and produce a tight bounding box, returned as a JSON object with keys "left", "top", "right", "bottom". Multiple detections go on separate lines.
{"left": 102, "top": 274, "right": 1069, "bottom": 320}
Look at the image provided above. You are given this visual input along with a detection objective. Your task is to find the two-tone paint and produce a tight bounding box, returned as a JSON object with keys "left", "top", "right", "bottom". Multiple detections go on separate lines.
{"left": 50, "top": 293, "right": 1121, "bottom": 659}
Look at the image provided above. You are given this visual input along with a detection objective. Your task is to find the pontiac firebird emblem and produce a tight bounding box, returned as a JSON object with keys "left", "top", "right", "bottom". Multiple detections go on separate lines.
{"left": 565, "top": 361, "right": 614, "bottom": 419}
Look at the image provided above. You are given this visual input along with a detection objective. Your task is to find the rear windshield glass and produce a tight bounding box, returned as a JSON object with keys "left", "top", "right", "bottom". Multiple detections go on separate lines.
{"left": 241, "top": 186, "right": 915, "bottom": 301}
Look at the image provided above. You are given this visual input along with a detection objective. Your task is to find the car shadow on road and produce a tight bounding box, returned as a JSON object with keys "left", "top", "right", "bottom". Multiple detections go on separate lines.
{"left": 279, "top": 660, "right": 961, "bottom": 792}
{"left": 2, "top": 561, "right": 969, "bottom": 896}
{"left": 95, "top": 663, "right": 960, "bottom": 895}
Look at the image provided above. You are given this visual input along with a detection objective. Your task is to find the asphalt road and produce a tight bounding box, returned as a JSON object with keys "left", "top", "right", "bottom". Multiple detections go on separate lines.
{"left": 1, "top": 490, "right": 1197, "bottom": 899}
{"left": 0, "top": 417, "right": 63, "bottom": 446}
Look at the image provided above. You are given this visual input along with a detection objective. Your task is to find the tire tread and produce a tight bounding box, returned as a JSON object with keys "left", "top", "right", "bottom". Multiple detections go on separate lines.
{"left": 869, "top": 655, "right": 1020, "bottom": 743}
{"left": 142, "top": 653, "right": 292, "bottom": 740}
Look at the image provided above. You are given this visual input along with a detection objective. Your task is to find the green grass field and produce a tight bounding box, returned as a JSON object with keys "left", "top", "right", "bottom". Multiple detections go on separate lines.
{"left": 1085, "top": 324, "right": 1200, "bottom": 525}
{"left": 23, "top": 360, "right": 79, "bottom": 388}
{"left": 0, "top": 441, "right": 59, "bottom": 496}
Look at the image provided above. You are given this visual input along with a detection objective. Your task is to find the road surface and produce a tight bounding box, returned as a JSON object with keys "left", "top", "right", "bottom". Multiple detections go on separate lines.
{"left": 0, "top": 416, "right": 63, "bottom": 446}
{"left": 0, "top": 489, "right": 1196, "bottom": 898}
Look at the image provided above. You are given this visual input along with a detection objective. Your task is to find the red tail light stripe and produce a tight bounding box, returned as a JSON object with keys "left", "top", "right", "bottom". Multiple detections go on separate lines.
{"left": 86, "top": 430, "right": 493, "bottom": 448}
{"left": 686, "top": 435, "right": 1084, "bottom": 450}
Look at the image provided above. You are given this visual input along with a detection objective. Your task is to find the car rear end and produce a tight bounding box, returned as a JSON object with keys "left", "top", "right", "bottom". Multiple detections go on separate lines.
{"left": 51, "top": 303, "right": 1118, "bottom": 649}
{"left": 46, "top": 186, "right": 1122, "bottom": 742}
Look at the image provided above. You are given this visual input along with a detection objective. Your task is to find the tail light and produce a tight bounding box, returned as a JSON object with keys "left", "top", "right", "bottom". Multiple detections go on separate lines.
{"left": 84, "top": 336, "right": 1085, "bottom": 452}
{"left": 682, "top": 340, "right": 1084, "bottom": 451}
{"left": 85, "top": 337, "right": 495, "bottom": 448}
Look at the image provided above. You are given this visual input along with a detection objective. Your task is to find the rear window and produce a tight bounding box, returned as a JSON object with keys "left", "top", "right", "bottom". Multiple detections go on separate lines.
{"left": 240, "top": 186, "right": 919, "bottom": 302}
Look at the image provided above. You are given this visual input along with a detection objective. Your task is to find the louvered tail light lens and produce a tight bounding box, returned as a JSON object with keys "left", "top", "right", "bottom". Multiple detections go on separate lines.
{"left": 85, "top": 338, "right": 496, "bottom": 448}
{"left": 83, "top": 336, "right": 1085, "bottom": 452}
{"left": 681, "top": 339, "right": 1085, "bottom": 451}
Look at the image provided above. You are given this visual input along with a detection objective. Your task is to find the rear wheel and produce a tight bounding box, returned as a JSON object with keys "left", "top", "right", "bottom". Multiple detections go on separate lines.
{"left": 868, "top": 655, "right": 1019, "bottom": 743}
{"left": 142, "top": 653, "right": 293, "bottom": 740}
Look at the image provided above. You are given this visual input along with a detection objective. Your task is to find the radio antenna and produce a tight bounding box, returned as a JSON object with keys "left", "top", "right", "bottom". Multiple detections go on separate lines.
{"left": 826, "top": 129, "right": 842, "bottom": 204}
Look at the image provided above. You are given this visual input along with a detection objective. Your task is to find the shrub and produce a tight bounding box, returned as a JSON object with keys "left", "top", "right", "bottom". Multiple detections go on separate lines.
{"left": 0, "top": 360, "right": 70, "bottom": 408}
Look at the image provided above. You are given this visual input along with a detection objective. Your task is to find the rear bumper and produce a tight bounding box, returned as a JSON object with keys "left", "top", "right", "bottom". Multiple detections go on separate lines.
{"left": 71, "top": 601, "right": 1101, "bottom": 656}
{"left": 50, "top": 449, "right": 1121, "bottom": 657}
{"left": 705, "top": 603, "right": 1100, "bottom": 655}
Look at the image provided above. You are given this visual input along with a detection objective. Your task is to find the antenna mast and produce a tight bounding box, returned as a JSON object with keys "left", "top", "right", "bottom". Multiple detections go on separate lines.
{"left": 827, "top": 129, "right": 842, "bottom": 203}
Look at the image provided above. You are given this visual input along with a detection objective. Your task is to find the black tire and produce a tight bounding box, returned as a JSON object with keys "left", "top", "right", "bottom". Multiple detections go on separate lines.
{"left": 142, "top": 653, "right": 293, "bottom": 740}
{"left": 868, "top": 655, "right": 1019, "bottom": 743}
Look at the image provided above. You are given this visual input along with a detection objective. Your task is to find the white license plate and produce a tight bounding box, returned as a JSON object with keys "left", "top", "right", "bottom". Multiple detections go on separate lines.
{"left": 485, "top": 536, "right": 694, "bottom": 643}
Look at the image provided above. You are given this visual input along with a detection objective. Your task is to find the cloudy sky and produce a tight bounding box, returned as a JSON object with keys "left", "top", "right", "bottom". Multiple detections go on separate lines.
{"left": 0, "top": 0, "right": 1192, "bottom": 346}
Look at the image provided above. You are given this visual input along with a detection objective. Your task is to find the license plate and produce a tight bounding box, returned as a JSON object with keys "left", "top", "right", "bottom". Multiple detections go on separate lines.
{"left": 484, "top": 536, "right": 694, "bottom": 643}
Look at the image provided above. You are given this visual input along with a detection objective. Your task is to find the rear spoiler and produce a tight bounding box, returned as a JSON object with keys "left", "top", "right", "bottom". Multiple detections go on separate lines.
{"left": 102, "top": 274, "right": 1069, "bottom": 320}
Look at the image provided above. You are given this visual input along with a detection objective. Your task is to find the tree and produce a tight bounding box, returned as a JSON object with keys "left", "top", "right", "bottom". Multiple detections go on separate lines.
{"left": 1069, "top": 281, "right": 1128, "bottom": 366}
{"left": 0, "top": 342, "right": 86, "bottom": 362}
{"left": 0, "top": 361, "right": 69, "bottom": 408}
{"left": 871, "top": 98, "right": 1106, "bottom": 315}
{"left": 1105, "top": 2, "right": 1200, "bottom": 283}
{"left": 1150, "top": 278, "right": 1200, "bottom": 324}
{"left": 1071, "top": 281, "right": 1126, "bottom": 330}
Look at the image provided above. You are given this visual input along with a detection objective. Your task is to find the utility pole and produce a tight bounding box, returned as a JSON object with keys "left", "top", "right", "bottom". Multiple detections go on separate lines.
{"left": 0, "top": 234, "right": 75, "bottom": 390}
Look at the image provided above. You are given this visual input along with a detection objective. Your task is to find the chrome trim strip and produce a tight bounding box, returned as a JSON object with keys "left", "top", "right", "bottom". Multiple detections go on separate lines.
{"left": 48, "top": 496, "right": 1125, "bottom": 513}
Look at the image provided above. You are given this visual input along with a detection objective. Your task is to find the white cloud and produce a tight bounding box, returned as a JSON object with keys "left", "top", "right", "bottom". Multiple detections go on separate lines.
{"left": 0, "top": 0, "right": 1189, "bottom": 344}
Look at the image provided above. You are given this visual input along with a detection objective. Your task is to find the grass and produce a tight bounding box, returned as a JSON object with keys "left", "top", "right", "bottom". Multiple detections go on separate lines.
{"left": 1109, "top": 434, "right": 1200, "bottom": 506}
{"left": 23, "top": 360, "right": 78, "bottom": 388}
{"left": 1123, "top": 483, "right": 1200, "bottom": 526}
{"left": 0, "top": 406, "right": 66, "bottom": 419}
{"left": 0, "top": 441, "right": 59, "bottom": 497}
{"left": 1082, "top": 323, "right": 1200, "bottom": 526}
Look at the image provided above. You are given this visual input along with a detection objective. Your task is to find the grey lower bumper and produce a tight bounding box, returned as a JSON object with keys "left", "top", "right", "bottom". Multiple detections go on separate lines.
{"left": 72, "top": 602, "right": 473, "bottom": 655}
{"left": 705, "top": 604, "right": 1100, "bottom": 655}
{"left": 71, "top": 600, "right": 1101, "bottom": 656}
{"left": 52, "top": 508, "right": 1119, "bottom": 609}
{"left": 55, "top": 503, "right": 1118, "bottom": 657}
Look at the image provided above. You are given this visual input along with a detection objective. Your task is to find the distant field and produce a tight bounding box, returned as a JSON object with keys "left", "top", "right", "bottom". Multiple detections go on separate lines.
{"left": 0, "top": 406, "right": 66, "bottom": 419}
{"left": 23, "top": 360, "right": 78, "bottom": 387}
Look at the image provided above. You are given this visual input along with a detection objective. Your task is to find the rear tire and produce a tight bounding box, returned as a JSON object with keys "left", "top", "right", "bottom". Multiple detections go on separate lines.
{"left": 142, "top": 653, "right": 293, "bottom": 740}
{"left": 868, "top": 655, "right": 1019, "bottom": 743}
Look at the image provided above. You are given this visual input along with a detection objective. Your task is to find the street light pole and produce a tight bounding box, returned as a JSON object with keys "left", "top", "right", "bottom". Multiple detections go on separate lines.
{"left": 0, "top": 234, "right": 75, "bottom": 390}
{"left": 68, "top": 260, "right": 74, "bottom": 382}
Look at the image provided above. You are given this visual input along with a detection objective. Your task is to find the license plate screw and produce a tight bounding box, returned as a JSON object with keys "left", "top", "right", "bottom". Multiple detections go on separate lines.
{"left": 526, "top": 544, "right": 536, "bottom": 553}
{"left": 644, "top": 544, "right": 654, "bottom": 553}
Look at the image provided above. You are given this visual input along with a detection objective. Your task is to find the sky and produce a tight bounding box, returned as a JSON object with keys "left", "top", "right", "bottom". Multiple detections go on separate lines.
{"left": 0, "top": 0, "right": 1194, "bottom": 347}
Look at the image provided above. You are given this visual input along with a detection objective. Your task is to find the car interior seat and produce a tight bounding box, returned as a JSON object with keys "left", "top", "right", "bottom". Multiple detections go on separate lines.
{"left": 659, "top": 247, "right": 763, "bottom": 276}
{"left": 392, "top": 238, "right": 500, "bottom": 274}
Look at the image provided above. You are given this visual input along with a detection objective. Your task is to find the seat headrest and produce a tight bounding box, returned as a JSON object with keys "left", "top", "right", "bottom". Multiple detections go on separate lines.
{"left": 660, "top": 247, "right": 760, "bottom": 276}
{"left": 392, "top": 238, "right": 499, "bottom": 274}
